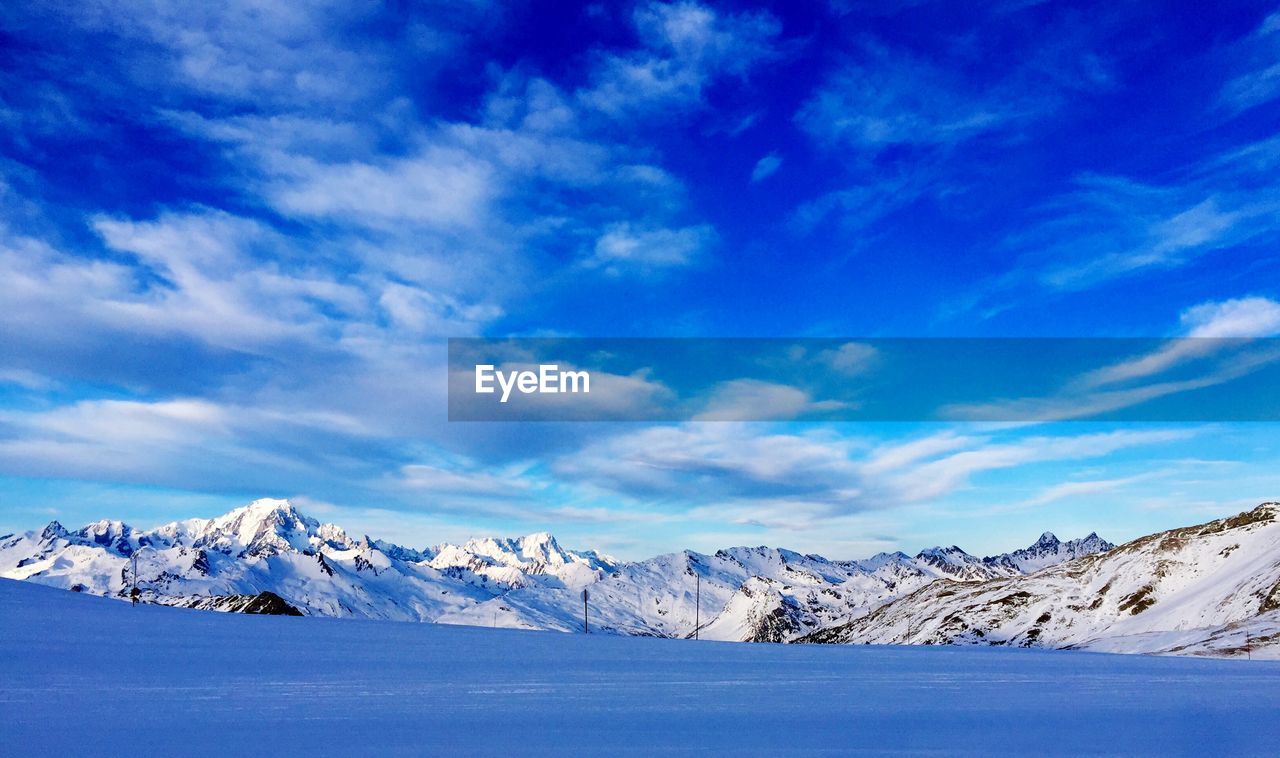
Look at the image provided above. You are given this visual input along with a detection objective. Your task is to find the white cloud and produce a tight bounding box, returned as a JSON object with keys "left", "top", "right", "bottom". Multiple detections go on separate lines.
{"left": 818, "top": 342, "right": 879, "bottom": 376}
{"left": 57, "top": 1, "right": 478, "bottom": 113}
{"left": 88, "top": 211, "right": 364, "bottom": 351}
{"left": 1181, "top": 296, "right": 1280, "bottom": 338}
{"left": 0, "top": 10, "right": 742, "bottom": 492}
{"left": 272, "top": 146, "right": 497, "bottom": 228}
{"left": 1066, "top": 297, "right": 1280, "bottom": 392}
{"left": 1078, "top": 296, "right": 1280, "bottom": 390}
{"left": 587, "top": 223, "right": 715, "bottom": 275}
{"left": 690, "top": 379, "right": 852, "bottom": 421}
{"left": 789, "top": 169, "right": 930, "bottom": 234}
{"left": 7, "top": 398, "right": 230, "bottom": 445}
{"left": 750, "top": 152, "right": 782, "bottom": 182}
{"left": 0, "top": 389, "right": 396, "bottom": 495}
{"left": 169, "top": 65, "right": 718, "bottom": 290}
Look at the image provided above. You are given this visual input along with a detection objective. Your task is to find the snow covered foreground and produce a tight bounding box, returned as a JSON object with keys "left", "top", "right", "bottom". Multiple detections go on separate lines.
{"left": 2, "top": 579, "right": 1278, "bottom": 756}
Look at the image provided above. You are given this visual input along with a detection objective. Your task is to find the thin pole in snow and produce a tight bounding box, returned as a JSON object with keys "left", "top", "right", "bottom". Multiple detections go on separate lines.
{"left": 694, "top": 573, "right": 700, "bottom": 641}
{"left": 582, "top": 588, "right": 589, "bottom": 634}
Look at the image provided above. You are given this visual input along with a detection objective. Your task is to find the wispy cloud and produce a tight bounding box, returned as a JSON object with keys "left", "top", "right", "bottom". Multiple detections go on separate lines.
{"left": 791, "top": 9, "right": 1119, "bottom": 234}
{"left": 871, "top": 429, "right": 1193, "bottom": 504}
{"left": 1034, "top": 181, "right": 1277, "bottom": 291}
{"left": 397, "top": 462, "right": 537, "bottom": 498}
{"left": 1019, "top": 474, "right": 1152, "bottom": 508}
{"left": 550, "top": 422, "right": 1188, "bottom": 517}
{"left": 578, "top": 1, "right": 781, "bottom": 116}
{"left": 796, "top": 43, "right": 1027, "bottom": 152}
{"left": 957, "top": 137, "right": 1280, "bottom": 314}
{"left": 1219, "top": 10, "right": 1280, "bottom": 115}
{"left": 945, "top": 297, "right": 1280, "bottom": 421}
{"left": 1073, "top": 297, "right": 1280, "bottom": 390}
{"left": 0, "top": 2, "right": 768, "bottom": 506}
{"left": 0, "top": 395, "right": 369, "bottom": 490}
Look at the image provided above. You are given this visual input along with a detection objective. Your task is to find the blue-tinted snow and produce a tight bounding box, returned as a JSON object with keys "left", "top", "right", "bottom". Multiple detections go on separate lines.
{"left": 1, "top": 578, "right": 1277, "bottom": 756}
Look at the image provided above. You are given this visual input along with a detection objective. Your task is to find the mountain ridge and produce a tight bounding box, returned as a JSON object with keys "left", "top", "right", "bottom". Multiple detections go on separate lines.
{"left": 0, "top": 496, "right": 1120, "bottom": 646}
{"left": 17, "top": 498, "right": 1277, "bottom": 656}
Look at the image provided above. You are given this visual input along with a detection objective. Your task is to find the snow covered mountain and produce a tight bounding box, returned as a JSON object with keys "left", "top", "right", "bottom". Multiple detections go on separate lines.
{"left": 426, "top": 532, "right": 617, "bottom": 591}
{"left": 1, "top": 496, "right": 1121, "bottom": 645}
{"left": 435, "top": 537, "right": 1116, "bottom": 642}
{"left": 0, "top": 499, "right": 494, "bottom": 620}
{"left": 437, "top": 546, "right": 923, "bottom": 639}
{"left": 803, "top": 503, "right": 1280, "bottom": 657}
{"left": 982, "top": 531, "right": 1114, "bottom": 575}
{"left": 0, "top": 499, "right": 608, "bottom": 621}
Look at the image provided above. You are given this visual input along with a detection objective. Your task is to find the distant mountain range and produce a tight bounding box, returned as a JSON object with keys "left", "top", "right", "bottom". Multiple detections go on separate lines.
{"left": 2, "top": 498, "right": 1276, "bottom": 656}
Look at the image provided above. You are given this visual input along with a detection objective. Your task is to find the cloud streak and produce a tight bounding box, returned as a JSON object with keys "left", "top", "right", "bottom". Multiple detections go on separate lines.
{"left": 944, "top": 297, "right": 1280, "bottom": 422}
{"left": 550, "top": 422, "right": 1191, "bottom": 518}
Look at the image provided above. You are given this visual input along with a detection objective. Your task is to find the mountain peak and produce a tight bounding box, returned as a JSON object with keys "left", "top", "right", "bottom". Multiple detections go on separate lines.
{"left": 214, "top": 498, "right": 315, "bottom": 529}
{"left": 981, "top": 528, "right": 1113, "bottom": 575}
{"left": 203, "top": 498, "right": 319, "bottom": 556}
{"left": 239, "top": 497, "right": 303, "bottom": 519}
{"left": 908, "top": 545, "right": 993, "bottom": 580}
{"left": 520, "top": 531, "right": 557, "bottom": 547}
{"left": 1249, "top": 502, "right": 1278, "bottom": 519}
{"left": 916, "top": 545, "right": 970, "bottom": 558}
{"left": 40, "top": 520, "right": 67, "bottom": 541}
{"left": 73, "top": 519, "right": 139, "bottom": 556}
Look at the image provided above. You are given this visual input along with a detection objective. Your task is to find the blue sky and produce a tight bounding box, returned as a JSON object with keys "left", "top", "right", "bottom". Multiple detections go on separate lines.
{"left": 1, "top": 0, "right": 1279, "bottom": 559}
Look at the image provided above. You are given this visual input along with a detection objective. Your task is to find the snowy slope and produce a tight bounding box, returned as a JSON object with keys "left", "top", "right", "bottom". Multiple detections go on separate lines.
{"left": 4, "top": 578, "right": 1280, "bottom": 756}
{"left": 804, "top": 503, "right": 1280, "bottom": 657}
